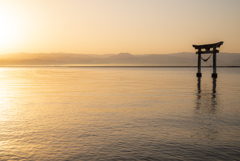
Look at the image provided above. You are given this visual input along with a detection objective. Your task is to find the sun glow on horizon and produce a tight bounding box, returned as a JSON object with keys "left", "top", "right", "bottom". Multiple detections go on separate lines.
{"left": 0, "top": 6, "right": 27, "bottom": 49}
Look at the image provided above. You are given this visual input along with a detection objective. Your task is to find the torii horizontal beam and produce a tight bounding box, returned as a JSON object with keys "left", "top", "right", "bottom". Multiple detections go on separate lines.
{"left": 193, "top": 41, "right": 223, "bottom": 54}
{"left": 193, "top": 41, "right": 224, "bottom": 50}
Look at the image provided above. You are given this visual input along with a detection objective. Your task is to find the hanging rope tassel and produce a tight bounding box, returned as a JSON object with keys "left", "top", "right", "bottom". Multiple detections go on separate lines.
{"left": 201, "top": 53, "right": 213, "bottom": 62}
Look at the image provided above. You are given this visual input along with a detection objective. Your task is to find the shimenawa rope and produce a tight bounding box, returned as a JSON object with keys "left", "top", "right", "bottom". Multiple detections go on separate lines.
{"left": 201, "top": 53, "right": 213, "bottom": 62}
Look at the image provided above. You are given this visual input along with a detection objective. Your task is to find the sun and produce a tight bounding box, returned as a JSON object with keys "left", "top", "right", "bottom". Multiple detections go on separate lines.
{"left": 0, "top": 6, "right": 25, "bottom": 49}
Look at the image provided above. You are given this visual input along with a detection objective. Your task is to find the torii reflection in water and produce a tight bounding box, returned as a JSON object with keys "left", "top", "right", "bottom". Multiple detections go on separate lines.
{"left": 194, "top": 77, "right": 219, "bottom": 140}
{"left": 196, "top": 77, "right": 217, "bottom": 112}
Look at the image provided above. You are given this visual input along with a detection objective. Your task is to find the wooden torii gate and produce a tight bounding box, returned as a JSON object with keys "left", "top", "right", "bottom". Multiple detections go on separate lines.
{"left": 193, "top": 41, "right": 224, "bottom": 78}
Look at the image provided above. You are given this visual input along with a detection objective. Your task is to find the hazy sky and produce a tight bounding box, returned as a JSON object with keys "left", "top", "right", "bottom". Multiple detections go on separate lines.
{"left": 0, "top": 0, "right": 239, "bottom": 55}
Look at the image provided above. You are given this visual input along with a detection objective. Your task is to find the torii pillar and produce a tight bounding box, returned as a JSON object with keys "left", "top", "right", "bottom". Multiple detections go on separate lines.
{"left": 193, "top": 41, "right": 224, "bottom": 78}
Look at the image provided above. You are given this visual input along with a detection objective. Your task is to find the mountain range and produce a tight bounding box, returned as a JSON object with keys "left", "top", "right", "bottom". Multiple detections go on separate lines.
{"left": 0, "top": 52, "right": 240, "bottom": 66}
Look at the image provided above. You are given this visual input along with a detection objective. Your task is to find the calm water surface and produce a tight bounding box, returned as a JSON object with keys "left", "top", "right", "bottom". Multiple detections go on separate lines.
{"left": 0, "top": 67, "right": 240, "bottom": 160}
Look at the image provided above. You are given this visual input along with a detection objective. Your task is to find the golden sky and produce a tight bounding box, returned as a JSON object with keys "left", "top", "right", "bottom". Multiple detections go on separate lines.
{"left": 0, "top": 0, "right": 239, "bottom": 55}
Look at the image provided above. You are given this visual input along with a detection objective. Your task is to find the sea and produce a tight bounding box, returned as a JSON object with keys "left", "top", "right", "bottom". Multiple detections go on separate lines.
{"left": 0, "top": 66, "right": 240, "bottom": 161}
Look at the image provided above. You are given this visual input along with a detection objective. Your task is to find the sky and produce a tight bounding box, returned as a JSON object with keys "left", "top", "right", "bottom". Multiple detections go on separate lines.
{"left": 0, "top": 0, "right": 239, "bottom": 55}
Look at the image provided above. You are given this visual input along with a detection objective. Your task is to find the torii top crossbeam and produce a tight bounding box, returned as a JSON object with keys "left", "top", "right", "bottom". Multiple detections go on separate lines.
{"left": 193, "top": 41, "right": 224, "bottom": 54}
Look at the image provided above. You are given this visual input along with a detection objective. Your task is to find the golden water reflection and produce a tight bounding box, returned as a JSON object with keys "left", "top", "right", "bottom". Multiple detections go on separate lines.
{"left": 1, "top": 67, "right": 240, "bottom": 160}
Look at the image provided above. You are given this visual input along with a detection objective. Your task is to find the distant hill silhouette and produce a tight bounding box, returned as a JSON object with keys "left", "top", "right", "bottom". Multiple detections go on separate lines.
{"left": 0, "top": 52, "right": 240, "bottom": 66}
{"left": 104, "top": 53, "right": 142, "bottom": 64}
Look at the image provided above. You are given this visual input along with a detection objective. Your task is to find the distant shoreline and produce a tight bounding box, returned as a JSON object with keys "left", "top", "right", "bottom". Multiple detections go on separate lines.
{"left": 0, "top": 65, "right": 240, "bottom": 68}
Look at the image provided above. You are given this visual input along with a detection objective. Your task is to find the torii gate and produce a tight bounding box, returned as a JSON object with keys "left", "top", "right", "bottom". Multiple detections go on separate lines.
{"left": 193, "top": 41, "right": 224, "bottom": 78}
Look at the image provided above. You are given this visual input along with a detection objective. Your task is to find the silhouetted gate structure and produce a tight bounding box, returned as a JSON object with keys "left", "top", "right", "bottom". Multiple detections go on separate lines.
{"left": 193, "top": 41, "right": 224, "bottom": 78}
